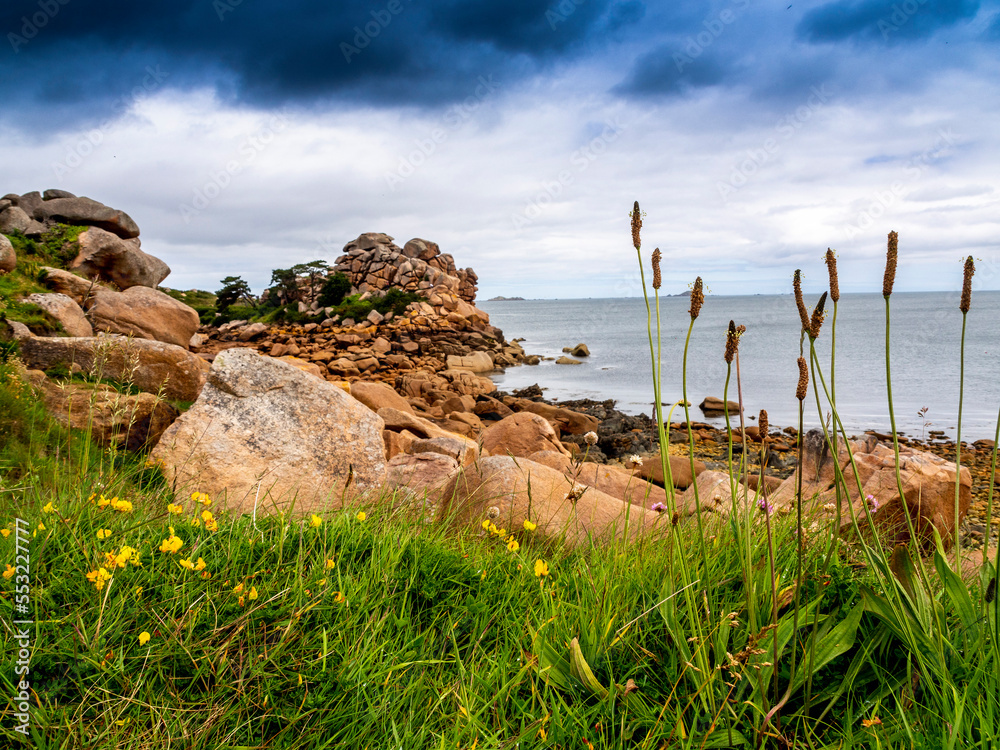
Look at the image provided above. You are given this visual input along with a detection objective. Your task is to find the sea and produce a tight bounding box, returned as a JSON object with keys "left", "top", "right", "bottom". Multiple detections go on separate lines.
{"left": 479, "top": 292, "right": 1000, "bottom": 443}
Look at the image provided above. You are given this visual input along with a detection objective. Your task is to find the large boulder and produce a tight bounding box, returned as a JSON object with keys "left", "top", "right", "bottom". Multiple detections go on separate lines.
{"left": 150, "top": 348, "right": 387, "bottom": 513}
{"left": 350, "top": 381, "right": 414, "bottom": 415}
{"left": 439, "top": 456, "right": 666, "bottom": 548}
{"left": 636, "top": 453, "right": 707, "bottom": 490}
{"left": 24, "top": 293, "right": 93, "bottom": 337}
{"left": 86, "top": 286, "right": 199, "bottom": 348}
{"left": 480, "top": 412, "right": 571, "bottom": 458}
{"left": 33, "top": 196, "right": 140, "bottom": 239}
{"left": 0, "top": 206, "right": 46, "bottom": 236}
{"left": 508, "top": 398, "right": 599, "bottom": 436}
{"left": 0, "top": 233, "right": 15, "bottom": 273}
{"left": 18, "top": 334, "right": 208, "bottom": 402}
{"left": 385, "top": 453, "right": 459, "bottom": 505}
{"left": 572, "top": 462, "right": 670, "bottom": 510}
{"left": 40, "top": 267, "right": 103, "bottom": 306}
{"left": 70, "top": 227, "right": 169, "bottom": 289}
{"left": 445, "top": 351, "right": 494, "bottom": 373}
{"left": 769, "top": 433, "right": 972, "bottom": 549}
{"left": 26, "top": 370, "right": 177, "bottom": 452}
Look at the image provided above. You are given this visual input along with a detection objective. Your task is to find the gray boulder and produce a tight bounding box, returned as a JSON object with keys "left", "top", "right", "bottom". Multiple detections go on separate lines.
{"left": 33, "top": 196, "right": 140, "bottom": 239}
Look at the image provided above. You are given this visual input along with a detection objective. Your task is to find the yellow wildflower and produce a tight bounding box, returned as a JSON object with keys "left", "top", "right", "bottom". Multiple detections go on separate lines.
{"left": 159, "top": 527, "right": 183, "bottom": 554}
{"left": 205, "top": 518, "right": 218, "bottom": 532}
{"left": 233, "top": 583, "right": 244, "bottom": 594}
{"left": 310, "top": 514, "right": 323, "bottom": 528}
{"left": 194, "top": 557, "right": 207, "bottom": 571}
{"left": 534, "top": 559, "right": 549, "bottom": 577}
{"left": 334, "top": 591, "right": 347, "bottom": 604}
{"left": 0, "top": 528, "right": 10, "bottom": 538}
{"left": 248, "top": 586, "right": 258, "bottom": 601}
{"left": 238, "top": 595, "right": 245, "bottom": 607}
{"left": 862, "top": 717, "right": 882, "bottom": 728}
{"left": 96, "top": 495, "right": 111, "bottom": 509}
{"left": 506, "top": 537, "right": 519, "bottom": 553}
{"left": 481, "top": 519, "right": 491, "bottom": 530}
{"left": 3, "top": 564, "right": 15, "bottom": 579}
{"left": 318, "top": 578, "right": 327, "bottom": 586}
{"left": 138, "top": 631, "right": 151, "bottom": 646}
{"left": 36, "top": 523, "right": 46, "bottom": 532}
{"left": 167, "top": 503, "right": 183, "bottom": 514}
{"left": 325, "top": 558, "right": 336, "bottom": 569}
{"left": 191, "top": 492, "right": 211, "bottom": 507}
{"left": 356, "top": 511, "right": 366, "bottom": 522}
{"left": 97, "top": 529, "right": 112, "bottom": 540}
{"left": 134, "top": 586, "right": 144, "bottom": 598}
{"left": 86, "top": 567, "right": 112, "bottom": 591}
{"left": 180, "top": 558, "right": 195, "bottom": 571}
{"left": 42, "top": 502, "right": 56, "bottom": 513}
{"left": 105, "top": 546, "right": 137, "bottom": 569}
{"left": 523, "top": 519, "right": 537, "bottom": 532}
{"left": 111, "top": 498, "right": 133, "bottom": 513}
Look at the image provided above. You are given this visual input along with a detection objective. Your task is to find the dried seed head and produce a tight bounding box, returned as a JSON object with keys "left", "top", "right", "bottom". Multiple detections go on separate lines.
{"left": 809, "top": 291, "right": 828, "bottom": 339}
{"left": 825, "top": 249, "right": 840, "bottom": 302}
{"left": 631, "top": 201, "right": 642, "bottom": 249}
{"left": 883, "top": 231, "right": 898, "bottom": 298}
{"left": 689, "top": 276, "right": 704, "bottom": 319}
{"left": 652, "top": 248, "right": 662, "bottom": 289}
{"left": 960, "top": 255, "right": 975, "bottom": 313}
{"left": 758, "top": 410, "right": 769, "bottom": 442}
{"left": 796, "top": 357, "right": 809, "bottom": 401}
{"left": 724, "top": 320, "right": 744, "bottom": 364}
{"left": 671, "top": 511, "right": 680, "bottom": 526}
{"left": 793, "top": 270, "right": 809, "bottom": 333}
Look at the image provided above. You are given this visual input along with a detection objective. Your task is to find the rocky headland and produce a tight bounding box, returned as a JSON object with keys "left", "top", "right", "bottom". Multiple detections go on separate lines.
{"left": 1, "top": 189, "right": 995, "bottom": 558}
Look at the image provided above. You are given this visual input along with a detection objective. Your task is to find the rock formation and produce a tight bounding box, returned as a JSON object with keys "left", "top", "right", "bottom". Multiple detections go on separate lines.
{"left": 334, "top": 233, "right": 478, "bottom": 304}
{"left": 150, "top": 348, "right": 387, "bottom": 512}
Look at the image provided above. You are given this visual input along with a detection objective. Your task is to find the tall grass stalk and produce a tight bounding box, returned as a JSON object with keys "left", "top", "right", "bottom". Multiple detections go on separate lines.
{"left": 955, "top": 256, "right": 974, "bottom": 571}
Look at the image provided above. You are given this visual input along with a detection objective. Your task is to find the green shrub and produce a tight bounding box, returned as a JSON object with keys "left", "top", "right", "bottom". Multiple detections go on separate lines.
{"left": 318, "top": 272, "right": 352, "bottom": 307}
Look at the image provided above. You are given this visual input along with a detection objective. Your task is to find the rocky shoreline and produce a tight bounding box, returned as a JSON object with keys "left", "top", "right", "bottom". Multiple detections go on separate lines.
{"left": 1, "top": 189, "right": 995, "bottom": 559}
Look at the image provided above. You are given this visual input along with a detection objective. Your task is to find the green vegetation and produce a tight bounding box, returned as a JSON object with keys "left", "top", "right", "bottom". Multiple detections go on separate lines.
{"left": 0, "top": 225, "right": 93, "bottom": 334}
{"left": 0, "top": 214, "right": 996, "bottom": 748}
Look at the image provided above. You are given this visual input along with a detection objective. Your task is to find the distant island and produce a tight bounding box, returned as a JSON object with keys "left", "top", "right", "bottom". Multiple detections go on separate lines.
{"left": 487, "top": 296, "right": 525, "bottom": 301}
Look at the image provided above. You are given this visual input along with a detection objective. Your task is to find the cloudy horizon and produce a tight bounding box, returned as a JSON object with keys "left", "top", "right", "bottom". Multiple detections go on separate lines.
{"left": 2, "top": 0, "right": 998, "bottom": 300}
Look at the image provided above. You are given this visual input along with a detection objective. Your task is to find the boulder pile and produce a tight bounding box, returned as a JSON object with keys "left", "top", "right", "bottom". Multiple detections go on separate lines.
{"left": 335, "top": 233, "right": 478, "bottom": 304}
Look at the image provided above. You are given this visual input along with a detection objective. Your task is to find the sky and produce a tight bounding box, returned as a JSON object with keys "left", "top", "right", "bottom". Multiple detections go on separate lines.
{"left": 1, "top": 0, "right": 998, "bottom": 300}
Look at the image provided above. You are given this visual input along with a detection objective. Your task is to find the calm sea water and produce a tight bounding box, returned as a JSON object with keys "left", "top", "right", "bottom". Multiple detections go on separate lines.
{"left": 480, "top": 293, "right": 1000, "bottom": 442}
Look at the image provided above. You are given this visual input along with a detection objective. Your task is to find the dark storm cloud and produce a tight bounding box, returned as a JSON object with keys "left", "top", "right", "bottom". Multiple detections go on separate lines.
{"left": 0, "top": 0, "right": 634, "bottom": 132}
{"left": 795, "top": 0, "right": 980, "bottom": 43}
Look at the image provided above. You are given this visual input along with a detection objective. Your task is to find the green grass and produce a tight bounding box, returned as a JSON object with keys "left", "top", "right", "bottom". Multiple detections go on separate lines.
{"left": 1, "top": 216, "right": 998, "bottom": 748}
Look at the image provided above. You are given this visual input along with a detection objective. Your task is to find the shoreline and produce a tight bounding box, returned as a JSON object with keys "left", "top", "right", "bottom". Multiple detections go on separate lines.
{"left": 491, "top": 375, "right": 999, "bottom": 554}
